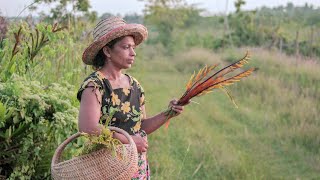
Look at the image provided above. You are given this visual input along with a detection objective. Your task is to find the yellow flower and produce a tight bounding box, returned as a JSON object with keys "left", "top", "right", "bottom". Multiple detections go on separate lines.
{"left": 111, "top": 92, "right": 120, "bottom": 106}
{"left": 121, "top": 101, "right": 131, "bottom": 114}
{"left": 122, "top": 88, "right": 130, "bottom": 96}
{"left": 132, "top": 121, "right": 141, "bottom": 132}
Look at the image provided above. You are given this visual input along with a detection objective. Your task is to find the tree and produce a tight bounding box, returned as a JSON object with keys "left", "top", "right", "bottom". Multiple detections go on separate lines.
{"left": 140, "top": 0, "right": 201, "bottom": 49}
{"left": 30, "top": 0, "right": 92, "bottom": 23}
{"left": 235, "top": 0, "right": 246, "bottom": 13}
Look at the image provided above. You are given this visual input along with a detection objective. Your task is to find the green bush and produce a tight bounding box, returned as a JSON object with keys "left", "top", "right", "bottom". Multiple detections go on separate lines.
{"left": 0, "top": 75, "right": 78, "bottom": 179}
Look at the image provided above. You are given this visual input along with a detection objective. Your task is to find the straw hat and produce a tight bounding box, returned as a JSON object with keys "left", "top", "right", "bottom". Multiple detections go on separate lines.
{"left": 82, "top": 16, "right": 148, "bottom": 65}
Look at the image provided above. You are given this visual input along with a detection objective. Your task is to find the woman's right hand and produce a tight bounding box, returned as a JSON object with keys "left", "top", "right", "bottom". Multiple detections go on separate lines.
{"left": 131, "top": 135, "right": 148, "bottom": 153}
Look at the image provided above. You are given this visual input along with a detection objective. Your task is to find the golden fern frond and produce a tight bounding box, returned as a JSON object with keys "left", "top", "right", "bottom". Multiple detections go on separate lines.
{"left": 228, "top": 51, "right": 251, "bottom": 71}
{"left": 220, "top": 87, "right": 238, "bottom": 108}
{"left": 186, "top": 71, "right": 196, "bottom": 90}
{"left": 210, "top": 51, "right": 251, "bottom": 80}
{"left": 196, "top": 89, "right": 213, "bottom": 97}
{"left": 166, "top": 51, "right": 256, "bottom": 129}
{"left": 210, "top": 68, "right": 255, "bottom": 88}
{"left": 207, "top": 64, "right": 219, "bottom": 72}
{"left": 187, "top": 64, "right": 219, "bottom": 91}
{"left": 194, "top": 65, "right": 206, "bottom": 82}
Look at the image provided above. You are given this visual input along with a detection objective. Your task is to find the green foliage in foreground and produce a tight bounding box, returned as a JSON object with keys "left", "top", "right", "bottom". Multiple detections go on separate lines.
{"left": 0, "top": 76, "right": 78, "bottom": 179}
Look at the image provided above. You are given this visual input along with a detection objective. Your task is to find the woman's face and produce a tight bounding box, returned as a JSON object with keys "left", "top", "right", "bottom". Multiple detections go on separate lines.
{"left": 104, "top": 36, "right": 136, "bottom": 69}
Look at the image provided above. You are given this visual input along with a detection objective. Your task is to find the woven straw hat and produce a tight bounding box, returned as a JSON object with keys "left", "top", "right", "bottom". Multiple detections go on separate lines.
{"left": 82, "top": 16, "right": 148, "bottom": 65}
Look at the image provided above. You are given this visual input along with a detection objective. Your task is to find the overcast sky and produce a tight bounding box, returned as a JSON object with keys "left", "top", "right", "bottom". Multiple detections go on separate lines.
{"left": 1, "top": 0, "right": 319, "bottom": 17}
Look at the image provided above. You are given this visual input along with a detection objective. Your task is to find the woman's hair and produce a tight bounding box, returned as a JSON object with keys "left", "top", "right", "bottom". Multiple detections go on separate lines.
{"left": 92, "top": 36, "right": 126, "bottom": 70}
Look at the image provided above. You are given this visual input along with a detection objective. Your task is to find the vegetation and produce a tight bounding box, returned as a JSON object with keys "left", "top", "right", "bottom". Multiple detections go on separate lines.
{"left": 0, "top": 0, "right": 319, "bottom": 179}
{"left": 139, "top": 47, "right": 319, "bottom": 179}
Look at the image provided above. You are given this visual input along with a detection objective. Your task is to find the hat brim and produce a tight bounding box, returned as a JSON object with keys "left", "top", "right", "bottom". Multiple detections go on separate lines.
{"left": 82, "top": 24, "right": 148, "bottom": 65}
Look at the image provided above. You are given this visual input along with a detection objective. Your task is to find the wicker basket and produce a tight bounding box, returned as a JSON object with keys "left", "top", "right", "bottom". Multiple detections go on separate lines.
{"left": 51, "top": 127, "right": 138, "bottom": 180}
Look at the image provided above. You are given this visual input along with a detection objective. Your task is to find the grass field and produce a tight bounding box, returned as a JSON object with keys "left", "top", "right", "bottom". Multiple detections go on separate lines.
{"left": 123, "top": 46, "right": 320, "bottom": 179}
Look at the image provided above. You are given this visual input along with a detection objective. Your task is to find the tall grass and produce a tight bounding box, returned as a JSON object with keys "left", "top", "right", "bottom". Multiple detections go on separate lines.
{"left": 127, "top": 46, "right": 320, "bottom": 179}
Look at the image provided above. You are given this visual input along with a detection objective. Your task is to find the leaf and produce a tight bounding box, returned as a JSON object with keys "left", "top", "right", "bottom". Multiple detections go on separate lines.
{"left": 209, "top": 68, "right": 255, "bottom": 89}
{"left": 0, "top": 101, "right": 6, "bottom": 125}
{"left": 186, "top": 71, "right": 195, "bottom": 90}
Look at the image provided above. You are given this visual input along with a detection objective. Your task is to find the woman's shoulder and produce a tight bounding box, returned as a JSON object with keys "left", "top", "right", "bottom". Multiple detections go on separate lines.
{"left": 77, "top": 71, "right": 106, "bottom": 101}
{"left": 126, "top": 74, "right": 144, "bottom": 92}
{"left": 80, "top": 71, "right": 105, "bottom": 86}
{"left": 125, "top": 74, "right": 141, "bottom": 85}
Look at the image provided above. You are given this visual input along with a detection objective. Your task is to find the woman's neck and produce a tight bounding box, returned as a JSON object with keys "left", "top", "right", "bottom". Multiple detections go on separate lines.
{"left": 98, "top": 65, "right": 130, "bottom": 89}
{"left": 99, "top": 65, "right": 122, "bottom": 81}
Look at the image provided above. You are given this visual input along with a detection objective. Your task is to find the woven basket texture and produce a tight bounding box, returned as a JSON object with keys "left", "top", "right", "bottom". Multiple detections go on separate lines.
{"left": 51, "top": 127, "right": 138, "bottom": 180}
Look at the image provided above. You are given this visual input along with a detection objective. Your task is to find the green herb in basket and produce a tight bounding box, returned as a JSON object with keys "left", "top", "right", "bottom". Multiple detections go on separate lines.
{"left": 78, "top": 109, "right": 124, "bottom": 158}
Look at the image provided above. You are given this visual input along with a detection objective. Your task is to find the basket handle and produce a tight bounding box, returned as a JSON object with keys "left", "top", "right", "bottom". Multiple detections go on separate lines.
{"left": 51, "top": 126, "right": 135, "bottom": 167}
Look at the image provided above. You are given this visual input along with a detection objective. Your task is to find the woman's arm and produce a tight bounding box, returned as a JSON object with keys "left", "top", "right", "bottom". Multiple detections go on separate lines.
{"left": 141, "top": 99, "right": 185, "bottom": 135}
{"left": 78, "top": 83, "right": 102, "bottom": 134}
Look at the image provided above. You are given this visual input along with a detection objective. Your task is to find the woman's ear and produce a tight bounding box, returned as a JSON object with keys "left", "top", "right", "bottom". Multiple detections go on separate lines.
{"left": 102, "top": 46, "right": 111, "bottom": 58}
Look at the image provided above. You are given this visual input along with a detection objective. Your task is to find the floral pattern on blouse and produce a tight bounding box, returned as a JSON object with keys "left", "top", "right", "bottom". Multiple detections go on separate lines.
{"left": 77, "top": 71, "right": 145, "bottom": 135}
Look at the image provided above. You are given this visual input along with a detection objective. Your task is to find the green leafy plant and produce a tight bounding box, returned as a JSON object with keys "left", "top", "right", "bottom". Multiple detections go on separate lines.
{"left": 77, "top": 108, "right": 124, "bottom": 158}
{"left": 0, "top": 21, "right": 76, "bottom": 179}
{"left": 0, "top": 22, "right": 65, "bottom": 82}
{"left": 0, "top": 76, "right": 78, "bottom": 179}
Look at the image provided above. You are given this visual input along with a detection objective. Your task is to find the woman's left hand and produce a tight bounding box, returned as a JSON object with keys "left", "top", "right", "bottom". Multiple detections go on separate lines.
{"left": 168, "top": 99, "right": 186, "bottom": 117}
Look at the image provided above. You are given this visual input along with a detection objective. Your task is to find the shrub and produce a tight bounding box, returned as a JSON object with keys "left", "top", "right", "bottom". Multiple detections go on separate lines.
{"left": 0, "top": 75, "right": 78, "bottom": 179}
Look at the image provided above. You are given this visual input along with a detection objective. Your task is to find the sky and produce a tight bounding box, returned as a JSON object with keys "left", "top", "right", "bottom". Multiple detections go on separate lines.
{"left": 0, "top": 0, "right": 319, "bottom": 17}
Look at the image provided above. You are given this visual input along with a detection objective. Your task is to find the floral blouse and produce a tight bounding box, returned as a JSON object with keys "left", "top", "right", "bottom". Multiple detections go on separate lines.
{"left": 77, "top": 71, "right": 145, "bottom": 135}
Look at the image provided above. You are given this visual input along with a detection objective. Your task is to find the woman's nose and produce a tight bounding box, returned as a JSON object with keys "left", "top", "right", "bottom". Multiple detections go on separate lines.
{"left": 130, "top": 47, "right": 136, "bottom": 56}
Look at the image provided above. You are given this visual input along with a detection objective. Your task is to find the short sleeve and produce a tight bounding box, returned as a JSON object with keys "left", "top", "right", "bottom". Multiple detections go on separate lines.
{"left": 77, "top": 73, "right": 104, "bottom": 103}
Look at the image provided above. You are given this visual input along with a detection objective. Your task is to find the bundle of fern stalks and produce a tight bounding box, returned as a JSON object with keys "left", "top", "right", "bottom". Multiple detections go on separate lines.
{"left": 165, "top": 51, "right": 256, "bottom": 128}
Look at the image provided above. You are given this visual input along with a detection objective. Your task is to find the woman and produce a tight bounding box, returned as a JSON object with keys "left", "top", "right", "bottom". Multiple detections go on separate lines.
{"left": 77, "top": 17, "right": 186, "bottom": 179}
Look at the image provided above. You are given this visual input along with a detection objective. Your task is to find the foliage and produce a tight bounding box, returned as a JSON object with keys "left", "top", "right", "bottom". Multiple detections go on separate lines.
{"left": 0, "top": 22, "right": 66, "bottom": 82}
{"left": 0, "top": 75, "right": 78, "bottom": 179}
{"left": 0, "top": 19, "right": 81, "bottom": 179}
{"left": 141, "top": 0, "right": 201, "bottom": 52}
{"left": 79, "top": 127, "right": 122, "bottom": 157}
{"left": 78, "top": 109, "right": 123, "bottom": 158}
{"left": 136, "top": 46, "right": 320, "bottom": 179}
{"left": 124, "top": 13, "right": 144, "bottom": 24}
{"left": 0, "top": 16, "right": 8, "bottom": 48}
{"left": 31, "top": 0, "right": 93, "bottom": 23}
{"left": 225, "top": 2, "right": 320, "bottom": 57}
{"left": 140, "top": 1, "right": 320, "bottom": 59}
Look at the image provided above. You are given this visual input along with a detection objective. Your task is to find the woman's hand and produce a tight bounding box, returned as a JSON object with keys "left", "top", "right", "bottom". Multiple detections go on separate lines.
{"left": 167, "top": 99, "right": 187, "bottom": 117}
{"left": 131, "top": 134, "right": 148, "bottom": 153}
